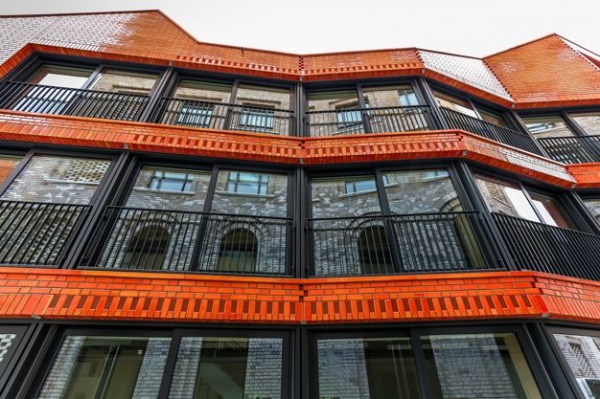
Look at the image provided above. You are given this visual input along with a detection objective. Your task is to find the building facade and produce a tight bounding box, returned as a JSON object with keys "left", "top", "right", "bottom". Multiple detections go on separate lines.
{"left": 0, "top": 9, "right": 598, "bottom": 399}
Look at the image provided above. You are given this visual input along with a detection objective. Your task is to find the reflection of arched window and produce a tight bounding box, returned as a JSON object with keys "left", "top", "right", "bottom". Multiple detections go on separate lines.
{"left": 358, "top": 226, "right": 393, "bottom": 274}
{"left": 124, "top": 225, "right": 169, "bottom": 270}
{"left": 217, "top": 228, "right": 257, "bottom": 273}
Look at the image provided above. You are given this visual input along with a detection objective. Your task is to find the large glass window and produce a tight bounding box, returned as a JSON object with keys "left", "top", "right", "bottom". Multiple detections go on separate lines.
{"left": 0, "top": 155, "right": 22, "bottom": 186}
{"left": 522, "top": 116, "right": 575, "bottom": 139}
{"left": 422, "top": 333, "right": 542, "bottom": 399}
{"left": 571, "top": 112, "right": 600, "bottom": 135}
{"left": 168, "top": 337, "right": 283, "bottom": 399}
{"left": 475, "top": 174, "right": 572, "bottom": 228}
{"left": 317, "top": 337, "right": 420, "bottom": 398}
{"left": 553, "top": 332, "right": 600, "bottom": 398}
{"left": 433, "top": 90, "right": 478, "bottom": 119}
{"left": 38, "top": 336, "right": 171, "bottom": 399}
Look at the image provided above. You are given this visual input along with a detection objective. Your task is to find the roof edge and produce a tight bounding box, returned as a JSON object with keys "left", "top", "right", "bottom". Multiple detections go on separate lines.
{"left": 484, "top": 33, "right": 560, "bottom": 59}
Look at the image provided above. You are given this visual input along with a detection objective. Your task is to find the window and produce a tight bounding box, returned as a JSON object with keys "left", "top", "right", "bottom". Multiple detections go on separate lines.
{"left": 217, "top": 228, "right": 258, "bottom": 273}
{"left": 521, "top": 116, "right": 574, "bottom": 139}
{"left": 358, "top": 225, "right": 394, "bottom": 274}
{"left": 475, "top": 174, "right": 572, "bottom": 228}
{"left": 553, "top": 332, "right": 600, "bottom": 399}
{"left": 398, "top": 87, "right": 419, "bottom": 106}
{"left": 176, "top": 103, "right": 214, "bottom": 127}
{"left": 38, "top": 335, "right": 172, "bottom": 399}
{"left": 0, "top": 155, "right": 22, "bottom": 186}
{"left": 571, "top": 112, "right": 600, "bottom": 135}
{"left": 239, "top": 106, "right": 275, "bottom": 130}
{"left": 123, "top": 224, "right": 170, "bottom": 270}
{"left": 344, "top": 177, "right": 378, "bottom": 194}
{"left": 336, "top": 102, "right": 364, "bottom": 129}
{"left": 169, "top": 336, "right": 284, "bottom": 399}
{"left": 148, "top": 171, "right": 194, "bottom": 192}
{"left": 433, "top": 90, "right": 478, "bottom": 119}
{"left": 226, "top": 172, "right": 269, "bottom": 195}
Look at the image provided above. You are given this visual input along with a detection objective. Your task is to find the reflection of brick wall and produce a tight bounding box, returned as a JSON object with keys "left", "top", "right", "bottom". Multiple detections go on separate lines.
{"left": 131, "top": 338, "right": 172, "bottom": 399}
{"left": 317, "top": 340, "right": 370, "bottom": 399}
{"left": 430, "top": 335, "right": 518, "bottom": 399}
{"left": 1, "top": 156, "right": 109, "bottom": 205}
{"left": 0, "top": 157, "right": 20, "bottom": 186}
{"left": 555, "top": 334, "right": 600, "bottom": 379}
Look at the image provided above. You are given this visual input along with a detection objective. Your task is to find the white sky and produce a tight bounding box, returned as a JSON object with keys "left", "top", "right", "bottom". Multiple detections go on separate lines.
{"left": 0, "top": 0, "right": 598, "bottom": 57}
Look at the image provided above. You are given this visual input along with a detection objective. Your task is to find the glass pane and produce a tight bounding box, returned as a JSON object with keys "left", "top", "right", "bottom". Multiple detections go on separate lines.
{"left": 553, "top": 333, "right": 600, "bottom": 398}
{"left": 571, "top": 112, "right": 600, "bottom": 136}
{"left": 211, "top": 170, "right": 286, "bottom": 215}
{"left": 27, "top": 66, "right": 92, "bottom": 88}
{"left": 88, "top": 68, "right": 158, "bottom": 95}
{"left": 126, "top": 167, "right": 211, "bottom": 210}
{"left": 173, "top": 80, "right": 232, "bottom": 103}
{"left": 384, "top": 169, "right": 461, "bottom": 214}
{"left": 307, "top": 91, "right": 365, "bottom": 136}
{"left": 422, "top": 333, "right": 542, "bottom": 399}
{"left": 433, "top": 91, "right": 478, "bottom": 118}
{"left": 38, "top": 336, "right": 171, "bottom": 399}
{"left": 169, "top": 337, "right": 283, "bottom": 399}
{"left": 317, "top": 337, "right": 421, "bottom": 399}
{"left": 1, "top": 156, "right": 110, "bottom": 205}
{"left": 0, "top": 155, "right": 22, "bottom": 186}
{"left": 478, "top": 107, "right": 507, "bottom": 127}
{"left": 311, "top": 177, "right": 381, "bottom": 219}
{"left": 235, "top": 84, "right": 290, "bottom": 110}
{"left": 583, "top": 199, "right": 600, "bottom": 227}
{"left": 475, "top": 175, "right": 540, "bottom": 222}
{"left": 0, "top": 333, "right": 17, "bottom": 365}
{"left": 522, "top": 116, "right": 574, "bottom": 139}
{"left": 362, "top": 85, "right": 419, "bottom": 107}
{"left": 529, "top": 193, "right": 572, "bottom": 228}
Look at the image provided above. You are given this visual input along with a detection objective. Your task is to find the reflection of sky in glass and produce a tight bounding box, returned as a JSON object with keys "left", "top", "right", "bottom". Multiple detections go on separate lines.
{"left": 37, "top": 73, "right": 88, "bottom": 88}
{"left": 504, "top": 186, "right": 539, "bottom": 222}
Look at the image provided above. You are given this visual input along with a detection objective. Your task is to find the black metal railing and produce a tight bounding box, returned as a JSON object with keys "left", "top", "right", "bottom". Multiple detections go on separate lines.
{"left": 440, "top": 107, "right": 543, "bottom": 155}
{"left": 537, "top": 135, "right": 600, "bottom": 163}
{"left": 305, "top": 105, "right": 434, "bottom": 137}
{"left": 0, "top": 81, "right": 150, "bottom": 121}
{"left": 0, "top": 201, "right": 90, "bottom": 265}
{"left": 89, "top": 207, "right": 292, "bottom": 275}
{"left": 156, "top": 97, "right": 295, "bottom": 135}
{"left": 309, "top": 211, "right": 497, "bottom": 276}
{"left": 492, "top": 213, "right": 600, "bottom": 281}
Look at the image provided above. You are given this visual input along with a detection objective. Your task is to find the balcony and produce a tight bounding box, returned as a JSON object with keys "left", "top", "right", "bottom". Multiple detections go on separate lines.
{"left": 308, "top": 211, "right": 497, "bottom": 276}
{"left": 439, "top": 107, "right": 543, "bottom": 155}
{"left": 537, "top": 135, "right": 600, "bottom": 163}
{"left": 493, "top": 213, "right": 600, "bottom": 281}
{"left": 156, "top": 97, "right": 295, "bottom": 135}
{"left": 305, "top": 105, "right": 434, "bottom": 137}
{"left": 0, "top": 81, "right": 150, "bottom": 121}
{"left": 0, "top": 200, "right": 90, "bottom": 265}
{"left": 87, "top": 207, "right": 293, "bottom": 275}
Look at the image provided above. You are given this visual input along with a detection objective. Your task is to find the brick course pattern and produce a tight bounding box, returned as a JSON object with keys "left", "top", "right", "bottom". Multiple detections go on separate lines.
{"left": 0, "top": 12, "right": 599, "bottom": 108}
{"left": 0, "top": 111, "right": 577, "bottom": 188}
{"left": 0, "top": 267, "right": 598, "bottom": 324}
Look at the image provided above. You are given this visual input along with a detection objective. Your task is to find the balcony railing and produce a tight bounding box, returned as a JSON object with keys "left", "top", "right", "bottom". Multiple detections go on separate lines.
{"left": 87, "top": 207, "right": 293, "bottom": 275}
{"left": 492, "top": 213, "right": 600, "bottom": 281}
{"left": 537, "top": 135, "right": 600, "bottom": 163}
{"left": 308, "top": 211, "right": 497, "bottom": 276}
{"left": 305, "top": 105, "right": 434, "bottom": 137}
{"left": 0, "top": 201, "right": 90, "bottom": 265}
{"left": 156, "top": 97, "right": 295, "bottom": 135}
{"left": 439, "top": 107, "right": 543, "bottom": 155}
{"left": 0, "top": 81, "right": 150, "bottom": 121}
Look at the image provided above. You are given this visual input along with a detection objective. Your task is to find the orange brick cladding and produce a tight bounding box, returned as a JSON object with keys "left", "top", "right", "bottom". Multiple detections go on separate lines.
{"left": 0, "top": 111, "right": 576, "bottom": 188}
{"left": 1, "top": 12, "right": 599, "bottom": 108}
{"left": 1, "top": 267, "right": 599, "bottom": 324}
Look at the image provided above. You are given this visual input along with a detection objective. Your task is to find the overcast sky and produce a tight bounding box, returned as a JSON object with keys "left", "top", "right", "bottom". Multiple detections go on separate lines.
{"left": 0, "top": 0, "right": 598, "bottom": 57}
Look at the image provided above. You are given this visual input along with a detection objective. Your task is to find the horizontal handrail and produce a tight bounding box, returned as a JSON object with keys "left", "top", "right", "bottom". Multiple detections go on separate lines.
{"left": 0, "top": 200, "right": 91, "bottom": 265}
{"left": 305, "top": 105, "right": 434, "bottom": 137}
{"left": 156, "top": 97, "right": 295, "bottom": 135}
{"left": 91, "top": 207, "right": 293, "bottom": 275}
{"left": 492, "top": 213, "right": 600, "bottom": 281}
{"left": 440, "top": 107, "right": 543, "bottom": 155}
{"left": 0, "top": 81, "right": 150, "bottom": 121}
{"left": 308, "top": 211, "right": 497, "bottom": 276}
{"left": 537, "top": 135, "right": 600, "bottom": 163}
